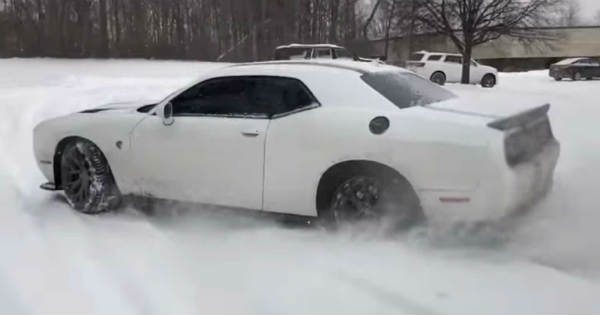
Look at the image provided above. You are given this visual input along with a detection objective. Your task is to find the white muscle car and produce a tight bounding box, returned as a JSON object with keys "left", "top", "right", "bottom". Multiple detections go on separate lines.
{"left": 34, "top": 61, "right": 559, "bottom": 228}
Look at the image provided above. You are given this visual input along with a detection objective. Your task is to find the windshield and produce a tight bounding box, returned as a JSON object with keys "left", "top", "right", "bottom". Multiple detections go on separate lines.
{"left": 361, "top": 71, "right": 456, "bottom": 109}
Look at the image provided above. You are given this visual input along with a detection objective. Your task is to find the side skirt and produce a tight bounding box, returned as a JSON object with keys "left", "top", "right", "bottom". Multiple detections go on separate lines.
{"left": 40, "top": 182, "right": 63, "bottom": 191}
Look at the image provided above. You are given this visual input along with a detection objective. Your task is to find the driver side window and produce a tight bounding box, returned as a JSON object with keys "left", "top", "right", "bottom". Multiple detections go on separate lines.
{"left": 170, "top": 76, "right": 318, "bottom": 118}
{"left": 172, "top": 77, "right": 256, "bottom": 117}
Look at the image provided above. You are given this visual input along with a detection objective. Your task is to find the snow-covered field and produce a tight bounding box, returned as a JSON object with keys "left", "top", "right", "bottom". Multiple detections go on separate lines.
{"left": 1, "top": 58, "right": 599, "bottom": 314}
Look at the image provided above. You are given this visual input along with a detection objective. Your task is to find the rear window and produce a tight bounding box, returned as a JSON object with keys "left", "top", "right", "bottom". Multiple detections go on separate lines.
{"left": 361, "top": 72, "right": 456, "bottom": 109}
{"left": 409, "top": 53, "right": 424, "bottom": 61}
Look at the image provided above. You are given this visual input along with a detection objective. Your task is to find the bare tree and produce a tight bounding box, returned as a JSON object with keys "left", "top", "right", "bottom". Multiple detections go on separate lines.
{"left": 98, "top": 0, "right": 108, "bottom": 57}
{"left": 382, "top": 0, "right": 398, "bottom": 60}
{"left": 329, "top": 0, "right": 340, "bottom": 42}
{"left": 419, "top": 0, "right": 561, "bottom": 84}
{"left": 363, "top": 0, "right": 383, "bottom": 39}
{"left": 557, "top": 0, "right": 580, "bottom": 26}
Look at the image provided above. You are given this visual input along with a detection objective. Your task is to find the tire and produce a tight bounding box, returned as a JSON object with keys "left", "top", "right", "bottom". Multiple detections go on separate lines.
{"left": 430, "top": 72, "right": 446, "bottom": 86}
{"left": 481, "top": 74, "right": 496, "bottom": 88}
{"left": 573, "top": 72, "right": 582, "bottom": 81}
{"left": 320, "top": 168, "right": 423, "bottom": 230}
{"left": 60, "top": 140, "right": 121, "bottom": 214}
{"left": 554, "top": 77, "right": 562, "bottom": 81}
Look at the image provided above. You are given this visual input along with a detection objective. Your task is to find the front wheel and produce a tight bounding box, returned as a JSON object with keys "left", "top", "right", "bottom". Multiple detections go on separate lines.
{"left": 481, "top": 74, "right": 496, "bottom": 88}
{"left": 61, "top": 140, "right": 121, "bottom": 214}
{"left": 554, "top": 77, "right": 562, "bottom": 81}
{"left": 324, "top": 170, "right": 423, "bottom": 230}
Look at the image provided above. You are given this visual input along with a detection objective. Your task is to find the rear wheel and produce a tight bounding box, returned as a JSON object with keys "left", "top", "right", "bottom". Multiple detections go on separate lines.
{"left": 60, "top": 140, "right": 121, "bottom": 214}
{"left": 322, "top": 169, "right": 423, "bottom": 230}
{"left": 430, "top": 72, "right": 446, "bottom": 86}
{"left": 481, "top": 74, "right": 496, "bottom": 88}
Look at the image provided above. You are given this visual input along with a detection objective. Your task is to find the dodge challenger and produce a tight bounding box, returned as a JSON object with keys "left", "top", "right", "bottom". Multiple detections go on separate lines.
{"left": 34, "top": 61, "right": 560, "bottom": 228}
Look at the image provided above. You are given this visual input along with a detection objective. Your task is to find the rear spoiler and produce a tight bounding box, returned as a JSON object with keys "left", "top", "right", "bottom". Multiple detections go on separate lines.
{"left": 488, "top": 104, "right": 550, "bottom": 131}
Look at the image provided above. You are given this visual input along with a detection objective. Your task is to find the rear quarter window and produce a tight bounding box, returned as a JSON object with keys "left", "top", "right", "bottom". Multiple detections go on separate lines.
{"left": 409, "top": 53, "right": 425, "bottom": 61}
{"left": 274, "top": 48, "right": 311, "bottom": 60}
{"left": 361, "top": 72, "right": 456, "bottom": 109}
{"left": 445, "top": 55, "right": 463, "bottom": 64}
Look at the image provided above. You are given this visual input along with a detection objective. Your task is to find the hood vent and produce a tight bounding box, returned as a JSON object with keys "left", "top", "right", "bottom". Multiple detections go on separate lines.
{"left": 80, "top": 108, "right": 115, "bottom": 114}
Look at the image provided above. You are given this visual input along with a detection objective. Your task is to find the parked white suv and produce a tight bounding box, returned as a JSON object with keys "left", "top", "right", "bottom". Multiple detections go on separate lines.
{"left": 274, "top": 44, "right": 381, "bottom": 63}
{"left": 407, "top": 51, "right": 498, "bottom": 88}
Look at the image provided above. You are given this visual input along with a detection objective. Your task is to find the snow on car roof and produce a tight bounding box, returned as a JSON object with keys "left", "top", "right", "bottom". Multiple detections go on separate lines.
{"left": 225, "top": 60, "right": 408, "bottom": 76}
{"left": 554, "top": 58, "right": 584, "bottom": 65}
{"left": 414, "top": 50, "right": 461, "bottom": 56}
{"left": 275, "top": 43, "right": 345, "bottom": 50}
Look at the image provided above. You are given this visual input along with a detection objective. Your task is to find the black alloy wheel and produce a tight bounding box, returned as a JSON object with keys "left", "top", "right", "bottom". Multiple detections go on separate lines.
{"left": 61, "top": 140, "right": 120, "bottom": 214}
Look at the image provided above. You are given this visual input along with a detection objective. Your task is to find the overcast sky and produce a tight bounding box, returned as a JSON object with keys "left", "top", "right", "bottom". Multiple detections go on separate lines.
{"left": 579, "top": 0, "right": 600, "bottom": 21}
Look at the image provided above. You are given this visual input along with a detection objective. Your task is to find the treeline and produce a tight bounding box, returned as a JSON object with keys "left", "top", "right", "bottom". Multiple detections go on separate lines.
{"left": 0, "top": 0, "right": 371, "bottom": 61}
{"left": 0, "top": 0, "right": 569, "bottom": 61}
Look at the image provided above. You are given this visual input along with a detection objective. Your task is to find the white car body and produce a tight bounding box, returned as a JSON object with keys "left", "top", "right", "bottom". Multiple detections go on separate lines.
{"left": 34, "top": 61, "right": 558, "bottom": 224}
{"left": 407, "top": 51, "right": 498, "bottom": 86}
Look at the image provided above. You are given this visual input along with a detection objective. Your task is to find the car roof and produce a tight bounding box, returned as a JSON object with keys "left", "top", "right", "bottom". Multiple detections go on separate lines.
{"left": 222, "top": 60, "right": 408, "bottom": 76}
{"left": 276, "top": 43, "right": 345, "bottom": 50}
{"left": 554, "top": 57, "right": 588, "bottom": 65}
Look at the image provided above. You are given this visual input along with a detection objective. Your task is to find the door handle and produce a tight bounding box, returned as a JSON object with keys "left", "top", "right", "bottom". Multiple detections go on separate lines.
{"left": 241, "top": 129, "right": 260, "bottom": 137}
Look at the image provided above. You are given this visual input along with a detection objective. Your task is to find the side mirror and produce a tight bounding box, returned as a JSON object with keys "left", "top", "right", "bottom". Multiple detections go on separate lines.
{"left": 158, "top": 102, "right": 174, "bottom": 126}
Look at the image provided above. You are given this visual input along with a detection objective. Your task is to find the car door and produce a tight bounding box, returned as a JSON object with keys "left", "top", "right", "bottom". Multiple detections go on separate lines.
{"left": 130, "top": 77, "right": 270, "bottom": 210}
{"left": 592, "top": 59, "right": 600, "bottom": 78}
{"left": 582, "top": 58, "right": 600, "bottom": 78}
{"left": 469, "top": 59, "right": 484, "bottom": 83}
{"left": 443, "top": 55, "right": 463, "bottom": 82}
{"left": 572, "top": 59, "right": 589, "bottom": 78}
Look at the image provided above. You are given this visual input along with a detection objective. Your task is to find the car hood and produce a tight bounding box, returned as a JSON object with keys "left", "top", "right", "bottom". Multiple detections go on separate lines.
{"left": 425, "top": 98, "right": 548, "bottom": 121}
{"left": 80, "top": 101, "right": 158, "bottom": 114}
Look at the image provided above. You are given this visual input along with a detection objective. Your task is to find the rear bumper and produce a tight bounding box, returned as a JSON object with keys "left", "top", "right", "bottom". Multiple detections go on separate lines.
{"left": 497, "top": 139, "right": 560, "bottom": 212}
{"left": 420, "top": 140, "right": 560, "bottom": 224}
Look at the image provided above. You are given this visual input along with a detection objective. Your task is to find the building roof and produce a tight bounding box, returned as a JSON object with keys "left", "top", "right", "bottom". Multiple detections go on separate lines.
{"left": 372, "top": 26, "right": 600, "bottom": 60}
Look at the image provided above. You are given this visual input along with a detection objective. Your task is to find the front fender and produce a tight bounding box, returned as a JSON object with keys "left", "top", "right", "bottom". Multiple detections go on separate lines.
{"left": 33, "top": 112, "right": 146, "bottom": 194}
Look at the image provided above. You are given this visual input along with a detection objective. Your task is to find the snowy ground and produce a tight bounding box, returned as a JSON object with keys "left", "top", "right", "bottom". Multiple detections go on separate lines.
{"left": 1, "top": 58, "right": 599, "bottom": 314}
